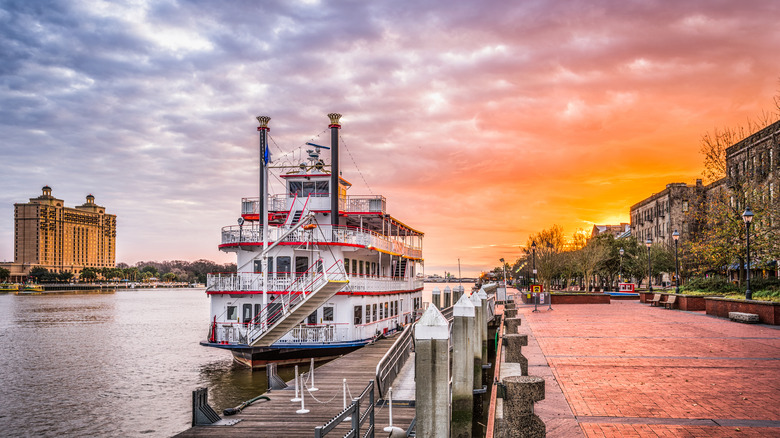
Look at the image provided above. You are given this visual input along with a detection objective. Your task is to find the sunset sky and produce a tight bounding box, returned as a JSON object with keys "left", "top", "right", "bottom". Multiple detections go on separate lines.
{"left": 1, "top": 0, "right": 779, "bottom": 276}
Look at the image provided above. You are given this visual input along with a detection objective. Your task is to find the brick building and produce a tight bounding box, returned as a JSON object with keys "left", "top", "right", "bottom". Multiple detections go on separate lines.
{"left": 629, "top": 180, "right": 710, "bottom": 247}
{"left": 10, "top": 186, "right": 116, "bottom": 278}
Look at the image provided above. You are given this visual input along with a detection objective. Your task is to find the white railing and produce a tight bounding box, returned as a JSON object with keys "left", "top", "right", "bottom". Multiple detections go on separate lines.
{"left": 207, "top": 273, "right": 422, "bottom": 294}
{"left": 242, "top": 195, "right": 386, "bottom": 215}
{"left": 220, "top": 224, "right": 422, "bottom": 260}
{"left": 346, "top": 276, "right": 423, "bottom": 293}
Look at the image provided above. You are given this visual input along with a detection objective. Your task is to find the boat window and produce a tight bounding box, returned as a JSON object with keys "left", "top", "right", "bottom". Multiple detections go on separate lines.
{"left": 345, "top": 258, "right": 350, "bottom": 274}
{"left": 372, "top": 304, "right": 377, "bottom": 321}
{"left": 254, "top": 304, "right": 262, "bottom": 323}
{"left": 371, "top": 262, "right": 376, "bottom": 276}
{"left": 379, "top": 302, "right": 383, "bottom": 320}
{"left": 295, "top": 256, "right": 309, "bottom": 277}
{"left": 307, "top": 311, "right": 317, "bottom": 325}
{"left": 384, "top": 302, "right": 389, "bottom": 319}
{"left": 289, "top": 181, "right": 303, "bottom": 196}
{"left": 365, "top": 304, "right": 371, "bottom": 323}
{"left": 315, "top": 181, "right": 329, "bottom": 197}
{"left": 354, "top": 306, "right": 362, "bottom": 325}
{"left": 253, "top": 257, "right": 274, "bottom": 275}
{"left": 323, "top": 306, "right": 334, "bottom": 322}
{"left": 302, "top": 182, "right": 316, "bottom": 197}
{"left": 395, "top": 301, "right": 399, "bottom": 316}
{"left": 277, "top": 257, "right": 291, "bottom": 277}
{"left": 352, "top": 259, "right": 357, "bottom": 275}
{"left": 268, "top": 302, "right": 282, "bottom": 324}
{"left": 317, "top": 259, "right": 323, "bottom": 273}
{"left": 359, "top": 261, "right": 364, "bottom": 275}
{"left": 243, "top": 304, "right": 252, "bottom": 323}
{"left": 227, "top": 306, "right": 237, "bottom": 320}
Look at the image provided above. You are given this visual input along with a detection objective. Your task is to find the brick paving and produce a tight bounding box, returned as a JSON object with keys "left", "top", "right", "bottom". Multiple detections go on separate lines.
{"left": 516, "top": 301, "right": 780, "bottom": 437}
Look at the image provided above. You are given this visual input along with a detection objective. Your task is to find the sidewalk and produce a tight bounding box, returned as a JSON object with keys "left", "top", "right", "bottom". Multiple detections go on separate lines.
{"left": 515, "top": 300, "right": 780, "bottom": 437}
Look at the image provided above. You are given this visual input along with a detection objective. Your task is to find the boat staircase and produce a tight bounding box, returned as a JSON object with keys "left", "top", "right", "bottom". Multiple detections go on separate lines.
{"left": 284, "top": 194, "right": 311, "bottom": 228}
{"left": 246, "top": 260, "right": 348, "bottom": 347}
{"left": 393, "top": 258, "right": 407, "bottom": 278}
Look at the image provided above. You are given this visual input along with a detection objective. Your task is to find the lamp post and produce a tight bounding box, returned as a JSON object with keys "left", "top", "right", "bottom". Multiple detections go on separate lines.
{"left": 742, "top": 207, "right": 754, "bottom": 300}
{"left": 499, "top": 257, "right": 508, "bottom": 288}
{"left": 619, "top": 248, "right": 624, "bottom": 288}
{"left": 672, "top": 230, "right": 680, "bottom": 294}
{"left": 645, "top": 238, "right": 653, "bottom": 293}
{"left": 531, "top": 241, "right": 537, "bottom": 284}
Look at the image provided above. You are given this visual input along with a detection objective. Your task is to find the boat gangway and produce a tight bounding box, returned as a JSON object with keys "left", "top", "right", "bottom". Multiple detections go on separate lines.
{"left": 175, "top": 334, "right": 417, "bottom": 438}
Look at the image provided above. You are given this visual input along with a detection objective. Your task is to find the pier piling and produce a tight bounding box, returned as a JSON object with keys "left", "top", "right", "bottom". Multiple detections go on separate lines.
{"left": 452, "top": 294, "right": 475, "bottom": 437}
{"left": 415, "top": 304, "right": 450, "bottom": 437}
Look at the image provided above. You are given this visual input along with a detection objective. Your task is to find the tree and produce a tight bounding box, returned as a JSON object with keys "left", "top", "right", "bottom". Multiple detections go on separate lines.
{"left": 162, "top": 272, "right": 177, "bottom": 282}
{"left": 0, "top": 267, "right": 9, "bottom": 281}
{"left": 80, "top": 267, "right": 98, "bottom": 281}
{"left": 526, "top": 225, "right": 566, "bottom": 291}
{"left": 28, "top": 266, "right": 50, "bottom": 282}
{"left": 690, "top": 115, "right": 780, "bottom": 282}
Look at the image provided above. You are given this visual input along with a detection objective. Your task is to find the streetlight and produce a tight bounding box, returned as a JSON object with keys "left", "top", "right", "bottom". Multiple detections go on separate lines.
{"left": 742, "top": 207, "right": 754, "bottom": 300}
{"left": 645, "top": 238, "right": 653, "bottom": 293}
{"left": 619, "top": 247, "right": 624, "bottom": 287}
{"left": 672, "top": 230, "right": 680, "bottom": 294}
{"left": 531, "top": 241, "right": 537, "bottom": 284}
{"left": 499, "top": 257, "right": 508, "bottom": 288}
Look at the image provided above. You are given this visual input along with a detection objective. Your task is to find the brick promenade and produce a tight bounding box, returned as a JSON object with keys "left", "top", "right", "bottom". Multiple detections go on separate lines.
{"left": 515, "top": 300, "right": 780, "bottom": 437}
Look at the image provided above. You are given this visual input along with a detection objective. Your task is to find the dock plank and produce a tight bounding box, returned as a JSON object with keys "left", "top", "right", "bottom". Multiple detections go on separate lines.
{"left": 174, "top": 336, "right": 416, "bottom": 438}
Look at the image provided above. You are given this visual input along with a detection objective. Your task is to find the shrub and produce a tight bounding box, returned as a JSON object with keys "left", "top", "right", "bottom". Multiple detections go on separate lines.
{"left": 747, "top": 277, "right": 780, "bottom": 292}
{"left": 683, "top": 277, "right": 739, "bottom": 293}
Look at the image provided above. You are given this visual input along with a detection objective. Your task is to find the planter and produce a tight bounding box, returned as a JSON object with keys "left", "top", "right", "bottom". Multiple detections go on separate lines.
{"left": 550, "top": 293, "right": 610, "bottom": 305}
{"left": 705, "top": 297, "right": 780, "bottom": 325}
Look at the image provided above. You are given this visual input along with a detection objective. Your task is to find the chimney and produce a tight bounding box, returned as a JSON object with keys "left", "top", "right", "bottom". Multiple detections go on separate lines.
{"left": 256, "top": 116, "right": 271, "bottom": 224}
{"left": 328, "top": 113, "right": 342, "bottom": 227}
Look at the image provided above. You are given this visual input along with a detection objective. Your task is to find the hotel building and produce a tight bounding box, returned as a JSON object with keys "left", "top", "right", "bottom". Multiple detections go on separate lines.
{"left": 12, "top": 186, "right": 116, "bottom": 275}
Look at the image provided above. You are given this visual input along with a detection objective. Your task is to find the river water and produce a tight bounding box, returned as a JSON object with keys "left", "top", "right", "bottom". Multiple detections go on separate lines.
{"left": 0, "top": 283, "right": 473, "bottom": 437}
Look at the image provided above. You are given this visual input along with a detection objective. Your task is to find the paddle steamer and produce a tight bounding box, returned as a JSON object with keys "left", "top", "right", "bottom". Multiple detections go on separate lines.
{"left": 202, "top": 114, "right": 424, "bottom": 368}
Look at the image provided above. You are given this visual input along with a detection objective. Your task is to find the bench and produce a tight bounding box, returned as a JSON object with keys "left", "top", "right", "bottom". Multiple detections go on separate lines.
{"left": 660, "top": 295, "right": 677, "bottom": 309}
{"left": 648, "top": 294, "right": 662, "bottom": 306}
{"left": 729, "top": 312, "right": 759, "bottom": 324}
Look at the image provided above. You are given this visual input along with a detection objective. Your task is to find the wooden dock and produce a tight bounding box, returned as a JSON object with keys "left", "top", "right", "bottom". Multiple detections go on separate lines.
{"left": 175, "top": 336, "right": 416, "bottom": 438}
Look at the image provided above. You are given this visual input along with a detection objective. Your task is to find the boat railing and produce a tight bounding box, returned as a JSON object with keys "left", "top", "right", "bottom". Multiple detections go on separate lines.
{"left": 242, "top": 195, "right": 387, "bottom": 215}
{"left": 345, "top": 276, "right": 423, "bottom": 293}
{"left": 220, "top": 224, "right": 422, "bottom": 259}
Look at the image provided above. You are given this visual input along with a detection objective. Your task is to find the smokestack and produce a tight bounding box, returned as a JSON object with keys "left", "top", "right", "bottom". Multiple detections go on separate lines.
{"left": 256, "top": 115, "right": 271, "bottom": 224}
{"left": 328, "top": 113, "right": 342, "bottom": 227}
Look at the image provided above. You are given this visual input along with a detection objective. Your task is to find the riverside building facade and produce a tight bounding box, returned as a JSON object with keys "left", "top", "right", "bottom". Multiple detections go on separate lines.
{"left": 12, "top": 186, "right": 116, "bottom": 276}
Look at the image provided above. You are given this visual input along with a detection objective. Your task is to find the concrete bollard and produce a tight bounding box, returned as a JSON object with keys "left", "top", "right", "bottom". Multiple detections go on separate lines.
{"left": 501, "top": 376, "right": 545, "bottom": 438}
{"left": 452, "top": 294, "right": 475, "bottom": 437}
{"left": 478, "top": 288, "right": 489, "bottom": 368}
{"left": 415, "top": 304, "right": 450, "bottom": 437}
{"left": 504, "top": 308, "right": 517, "bottom": 318}
{"left": 503, "top": 334, "right": 529, "bottom": 376}
{"left": 470, "top": 291, "right": 484, "bottom": 390}
{"left": 504, "top": 317, "right": 522, "bottom": 334}
{"left": 432, "top": 287, "right": 441, "bottom": 309}
{"left": 444, "top": 286, "right": 452, "bottom": 308}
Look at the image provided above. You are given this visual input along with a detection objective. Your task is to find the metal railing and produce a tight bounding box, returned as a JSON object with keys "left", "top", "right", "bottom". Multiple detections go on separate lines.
{"left": 220, "top": 223, "right": 422, "bottom": 259}
{"left": 314, "top": 380, "right": 375, "bottom": 438}
{"left": 243, "top": 195, "right": 387, "bottom": 215}
{"left": 375, "top": 324, "right": 415, "bottom": 399}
